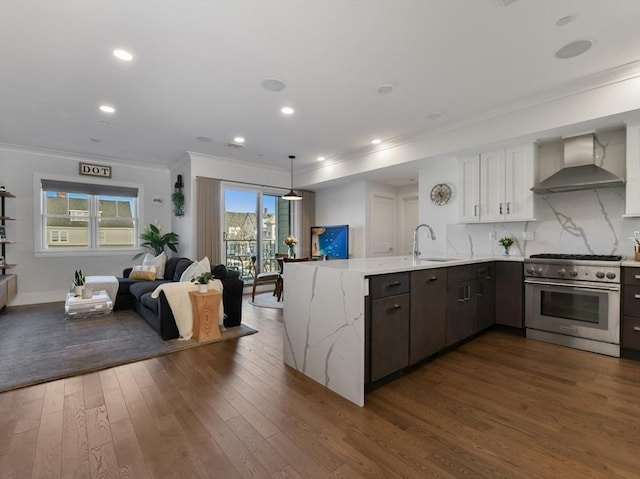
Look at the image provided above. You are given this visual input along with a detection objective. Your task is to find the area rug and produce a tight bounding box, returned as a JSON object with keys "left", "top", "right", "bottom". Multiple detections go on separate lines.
{"left": 0, "top": 303, "right": 257, "bottom": 393}
{"left": 250, "top": 292, "right": 283, "bottom": 309}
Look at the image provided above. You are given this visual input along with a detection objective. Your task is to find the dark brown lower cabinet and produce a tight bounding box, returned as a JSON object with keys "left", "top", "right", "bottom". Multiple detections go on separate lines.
{"left": 446, "top": 263, "right": 495, "bottom": 346}
{"left": 446, "top": 280, "right": 478, "bottom": 346}
{"left": 495, "top": 261, "right": 524, "bottom": 327}
{"left": 410, "top": 268, "right": 447, "bottom": 364}
{"left": 621, "top": 267, "right": 640, "bottom": 352}
{"left": 370, "top": 293, "right": 410, "bottom": 382}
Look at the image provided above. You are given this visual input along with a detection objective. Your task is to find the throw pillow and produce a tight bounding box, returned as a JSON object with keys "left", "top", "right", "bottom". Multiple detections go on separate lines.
{"left": 173, "top": 258, "right": 194, "bottom": 282}
{"left": 129, "top": 265, "right": 157, "bottom": 281}
{"left": 212, "top": 264, "right": 228, "bottom": 280}
{"left": 179, "top": 256, "right": 211, "bottom": 282}
{"left": 143, "top": 252, "right": 167, "bottom": 279}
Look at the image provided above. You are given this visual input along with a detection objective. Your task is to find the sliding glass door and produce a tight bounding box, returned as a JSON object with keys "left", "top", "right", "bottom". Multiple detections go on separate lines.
{"left": 223, "top": 186, "right": 290, "bottom": 282}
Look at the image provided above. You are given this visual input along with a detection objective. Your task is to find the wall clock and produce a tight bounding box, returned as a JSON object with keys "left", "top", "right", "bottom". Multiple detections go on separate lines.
{"left": 430, "top": 183, "right": 451, "bottom": 205}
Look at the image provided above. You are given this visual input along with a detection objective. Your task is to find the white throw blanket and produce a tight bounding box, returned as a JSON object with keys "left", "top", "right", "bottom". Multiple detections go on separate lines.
{"left": 85, "top": 275, "right": 119, "bottom": 303}
{"left": 151, "top": 280, "right": 224, "bottom": 340}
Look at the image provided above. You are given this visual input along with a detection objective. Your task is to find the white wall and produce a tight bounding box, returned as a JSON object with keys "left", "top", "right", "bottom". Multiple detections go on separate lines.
{"left": 0, "top": 145, "right": 172, "bottom": 305}
{"left": 315, "top": 181, "right": 367, "bottom": 258}
{"left": 417, "top": 158, "right": 458, "bottom": 258}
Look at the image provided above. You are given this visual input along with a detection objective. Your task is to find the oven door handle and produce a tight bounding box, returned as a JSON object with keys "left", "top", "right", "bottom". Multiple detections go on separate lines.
{"left": 524, "top": 279, "right": 620, "bottom": 291}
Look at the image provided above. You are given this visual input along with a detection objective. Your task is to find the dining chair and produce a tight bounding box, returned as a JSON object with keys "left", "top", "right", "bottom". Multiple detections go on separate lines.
{"left": 251, "top": 254, "right": 287, "bottom": 301}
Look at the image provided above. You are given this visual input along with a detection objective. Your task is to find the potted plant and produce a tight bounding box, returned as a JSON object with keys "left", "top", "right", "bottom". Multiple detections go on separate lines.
{"left": 498, "top": 236, "right": 514, "bottom": 256}
{"left": 191, "top": 272, "right": 213, "bottom": 292}
{"left": 172, "top": 175, "right": 185, "bottom": 217}
{"left": 133, "top": 221, "right": 180, "bottom": 260}
{"left": 73, "top": 270, "right": 85, "bottom": 297}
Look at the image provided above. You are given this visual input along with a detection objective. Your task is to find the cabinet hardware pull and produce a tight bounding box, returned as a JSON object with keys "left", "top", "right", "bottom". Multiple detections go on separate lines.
{"left": 559, "top": 325, "right": 577, "bottom": 334}
{"left": 387, "top": 281, "right": 401, "bottom": 288}
{"left": 635, "top": 275, "right": 640, "bottom": 280}
{"left": 634, "top": 326, "right": 640, "bottom": 332}
{"left": 506, "top": 202, "right": 511, "bottom": 214}
{"left": 428, "top": 277, "right": 438, "bottom": 282}
{"left": 474, "top": 205, "right": 478, "bottom": 217}
{"left": 387, "top": 304, "right": 401, "bottom": 312}
{"left": 499, "top": 203, "right": 503, "bottom": 215}
{"left": 635, "top": 294, "right": 640, "bottom": 299}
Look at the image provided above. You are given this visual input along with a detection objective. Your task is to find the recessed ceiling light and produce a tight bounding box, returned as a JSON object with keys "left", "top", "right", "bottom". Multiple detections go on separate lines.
{"left": 556, "top": 15, "right": 574, "bottom": 26}
{"left": 377, "top": 84, "right": 393, "bottom": 94}
{"left": 371, "top": 139, "right": 382, "bottom": 145}
{"left": 555, "top": 39, "right": 593, "bottom": 59}
{"left": 317, "top": 156, "right": 326, "bottom": 162}
{"left": 233, "top": 137, "right": 245, "bottom": 143}
{"left": 113, "top": 48, "right": 133, "bottom": 61}
{"left": 261, "top": 78, "right": 286, "bottom": 92}
{"left": 281, "top": 106, "right": 294, "bottom": 115}
{"left": 89, "top": 138, "right": 102, "bottom": 143}
{"left": 99, "top": 105, "right": 115, "bottom": 113}
{"left": 196, "top": 136, "right": 213, "bottom": 142}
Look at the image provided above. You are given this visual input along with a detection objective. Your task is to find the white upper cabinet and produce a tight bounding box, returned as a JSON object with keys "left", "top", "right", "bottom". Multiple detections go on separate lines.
{"left": 458, "top": 154, "right": 481, "bottom": 222}
{"left": 458, "top": 143, "right": 537, "bottom": 223}
{"left": 625, "top": 121, "right": 640, "bottom": 217}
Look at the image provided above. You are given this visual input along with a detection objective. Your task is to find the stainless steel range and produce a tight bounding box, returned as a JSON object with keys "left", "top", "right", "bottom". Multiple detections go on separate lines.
{"left": 524, "top": 254, "right": 622, "bottom": 357}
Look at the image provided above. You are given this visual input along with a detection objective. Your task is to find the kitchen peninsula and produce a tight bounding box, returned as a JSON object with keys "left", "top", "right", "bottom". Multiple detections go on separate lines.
{"left": 282, "top": 255, "right": 522, "bottom": 406}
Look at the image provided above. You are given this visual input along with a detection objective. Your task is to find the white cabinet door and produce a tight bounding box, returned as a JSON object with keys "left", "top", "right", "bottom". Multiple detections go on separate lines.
{"left": 626, "top": 121, "right": 640, "bottom": 217}
{"left": 458, "top": 155, "right": 481, "bottom": 223}
{"left": 504, "top": 144, "right": 536, "bottom": 221}
{"left": 480, "top": 150, "right": 506, "bottom": 222}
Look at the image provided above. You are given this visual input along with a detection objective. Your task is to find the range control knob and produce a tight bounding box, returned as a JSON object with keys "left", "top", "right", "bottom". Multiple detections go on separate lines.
{"left": 557, "top": 269, "right": 566, "bottom": 277}
{"left": 606, "top": 272, "right": 616, "bottom": 280}
{"left": 569, "top": 270, "right": 578, "bottom": 277}
{"left": 535, "top": 267, "right": 543, "bottom": 275}
{"left": 526, "top": 267, "right": 535, "bottom": 275}
{"left": 595, "top": 271, "right": 605, "bottom": 279}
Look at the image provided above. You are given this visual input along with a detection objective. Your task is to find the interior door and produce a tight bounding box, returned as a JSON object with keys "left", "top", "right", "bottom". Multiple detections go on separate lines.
{"left": 370, "top": 193, "right": 396, "bottom": 256}
{"left": 398, "top": 194, "right": 419, "bottom": 255}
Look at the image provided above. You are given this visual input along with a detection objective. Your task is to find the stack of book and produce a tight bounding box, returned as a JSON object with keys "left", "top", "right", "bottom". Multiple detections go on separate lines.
{"left": 65, "top": 290, "right": 113, "bottom": 318}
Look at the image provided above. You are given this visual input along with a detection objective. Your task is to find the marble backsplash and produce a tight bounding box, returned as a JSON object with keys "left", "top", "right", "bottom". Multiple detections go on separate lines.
{"left": 446, "top": 187, "right": 640, "bottom": 259}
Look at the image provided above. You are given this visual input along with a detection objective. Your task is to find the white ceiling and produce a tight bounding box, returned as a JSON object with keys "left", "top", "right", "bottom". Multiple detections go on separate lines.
{"left": 1, "top": 0, "right": 639, "bottom": 184}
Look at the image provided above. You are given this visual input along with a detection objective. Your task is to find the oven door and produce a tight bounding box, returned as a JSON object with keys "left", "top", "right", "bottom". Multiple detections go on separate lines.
{"left": 525, "top": 279, "right": 620, "bottom": 344}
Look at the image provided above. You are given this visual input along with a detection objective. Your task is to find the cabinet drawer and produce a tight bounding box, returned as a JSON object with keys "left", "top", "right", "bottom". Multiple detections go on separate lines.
{"left": 621, "top": 317, "right": 640, "bottom": 351}
{"left": 369, "top": 272, "right": 410, "bottom": 299}
{"left": 623, "top": 268, "right": 640, "bottom": 286}
{"left": 447, "top": 262, "right": 493, "bottom": 285}
{"left": 623, "top": 285, "right": 640, "bottom": 318}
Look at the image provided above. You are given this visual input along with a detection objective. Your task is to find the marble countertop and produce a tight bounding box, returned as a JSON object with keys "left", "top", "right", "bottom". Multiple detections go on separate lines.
{"left": 622, "top": 260, "right": 640, "bottom": 267}
{"left": 295, "top": 254, "right": 525, "bottom": 276}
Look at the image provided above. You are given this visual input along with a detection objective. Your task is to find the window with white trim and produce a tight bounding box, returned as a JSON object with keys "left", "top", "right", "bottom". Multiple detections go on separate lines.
{"left": 40, "top": 179, "right": 138, "bottom": 250}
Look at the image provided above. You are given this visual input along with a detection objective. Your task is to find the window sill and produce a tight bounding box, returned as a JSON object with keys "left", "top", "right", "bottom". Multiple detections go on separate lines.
{"left": 34, "top": 248, "right": 142, "bottom": 258}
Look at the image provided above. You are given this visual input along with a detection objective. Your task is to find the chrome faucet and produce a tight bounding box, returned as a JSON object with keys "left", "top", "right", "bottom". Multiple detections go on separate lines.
{"left": 413, "top": 224, "right": 436, "bottom": 259}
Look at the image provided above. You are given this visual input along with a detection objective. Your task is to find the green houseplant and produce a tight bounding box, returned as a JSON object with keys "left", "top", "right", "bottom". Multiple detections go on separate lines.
{"left": 134, "top": 221, "right": 179, "bottom": 260}
{"left": 498, "top": 236, "right": 514, "bottom": 256}
{"left": 73, "top": 270, "right": 85, "bottom": 296}
{"left": 191, "top": 272, "right": 213, "bottom": 292}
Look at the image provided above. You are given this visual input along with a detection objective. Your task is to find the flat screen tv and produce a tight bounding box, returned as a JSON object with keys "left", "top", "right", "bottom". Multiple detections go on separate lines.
{"left": 311, "top": 225, "right": 349, "bottom": 259}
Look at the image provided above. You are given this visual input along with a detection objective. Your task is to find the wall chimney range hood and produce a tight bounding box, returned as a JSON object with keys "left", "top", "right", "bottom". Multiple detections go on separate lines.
{"left": 531, "top": 133, "right": 625, "bottom": 194}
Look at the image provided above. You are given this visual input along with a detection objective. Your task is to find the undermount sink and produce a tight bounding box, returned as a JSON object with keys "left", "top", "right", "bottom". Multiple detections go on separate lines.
{"left": 418, "top": 257, "right": 455, "bottom": 262}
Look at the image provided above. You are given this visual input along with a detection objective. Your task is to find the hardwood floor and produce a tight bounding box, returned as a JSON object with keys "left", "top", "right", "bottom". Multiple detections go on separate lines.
{"left": 0, "top": 297, "right": 638, "bottom": 478}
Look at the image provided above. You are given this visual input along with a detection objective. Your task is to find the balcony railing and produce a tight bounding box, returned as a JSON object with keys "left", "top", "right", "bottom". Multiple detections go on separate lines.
{"left": 224, "top": 239, "right": 279, "bottom": 282}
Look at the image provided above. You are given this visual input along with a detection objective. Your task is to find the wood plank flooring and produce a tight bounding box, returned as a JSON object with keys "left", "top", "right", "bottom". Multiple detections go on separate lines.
{"left": 0, "top": 297, "right": 638, "bottom": 478}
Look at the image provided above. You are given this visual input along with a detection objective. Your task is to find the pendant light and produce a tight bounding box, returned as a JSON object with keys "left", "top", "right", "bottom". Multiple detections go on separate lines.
{"left": 282, "top": 155, "right": 302, "bottom": 201}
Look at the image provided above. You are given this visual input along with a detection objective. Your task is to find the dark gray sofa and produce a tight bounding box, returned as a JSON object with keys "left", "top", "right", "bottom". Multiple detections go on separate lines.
{"left": 114, "top": 257, "right": 244, "bottom": 340}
